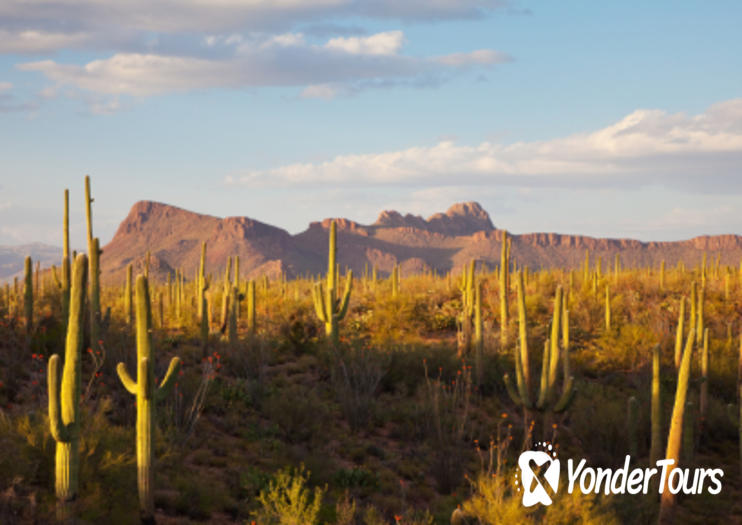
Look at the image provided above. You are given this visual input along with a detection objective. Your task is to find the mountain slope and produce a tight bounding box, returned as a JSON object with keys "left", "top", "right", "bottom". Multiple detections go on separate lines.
{"left": 96, "top": 200, "right": 742, "bottom": 283}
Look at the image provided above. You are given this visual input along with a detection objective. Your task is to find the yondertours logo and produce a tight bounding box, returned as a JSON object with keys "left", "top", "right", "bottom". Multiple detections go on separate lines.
{"left": 515, "top": 444, "right": 724, "bottom": 507}
{"left": 515, "top": 442, "right": 560, "bottom": 507}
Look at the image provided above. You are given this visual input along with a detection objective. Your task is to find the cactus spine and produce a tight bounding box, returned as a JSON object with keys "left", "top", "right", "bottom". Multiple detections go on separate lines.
{"left": 116, "top": 275, "right": 181, "bottom": 521}
{"left": 23, "top": 255, "right": 33, "bottom": 333}
{"left": 48, "top": 253, "right": 87, "bottom": 503}
{"left": 312, "top": 220, "right": 352, "bottom": 344}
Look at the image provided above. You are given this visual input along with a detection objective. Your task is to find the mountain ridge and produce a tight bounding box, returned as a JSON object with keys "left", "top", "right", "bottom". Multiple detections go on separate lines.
{"left": 88, "top": 200, "right": 742, "bottom": 283}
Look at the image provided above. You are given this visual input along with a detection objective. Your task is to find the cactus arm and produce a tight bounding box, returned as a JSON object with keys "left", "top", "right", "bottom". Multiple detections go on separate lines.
{"left": 312, "top": 282, "right": 327, "bottom": 322}
{"left": 536, "top": 338, "right": 551, "bottom": 410}
{"left": 117, "top": 362, "right": 138, "bottom": 394}
{"left": 503, "top": 373, "right": 522, "bottom": 405}
{"left": 547, "top": 287, "right": 562, "bottom": 393}
{"left": 515, "top": 271, "right": 531, "bottom": 396}
{"left": 48, "top": 354, "right": 70, "bottom": 443}
{"left": 513, "top": 338, "right": 530, "bottom": 408}
{"left": 156, "top": 357, "right": 182, "bottom": 401}
{"left": 337, "top": 271, "right": 353, "bottom": 319}
{"left": 553, "top": 376, "right": 575, "bottom": 413}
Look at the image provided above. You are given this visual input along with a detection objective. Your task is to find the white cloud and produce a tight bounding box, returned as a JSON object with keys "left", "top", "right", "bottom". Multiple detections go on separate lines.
{"left": 0, "top": 0, "right": 508, "bottom": 53}
{"left": 17, "top": 31, "right": 507, "bottom": 99}
{"left": 436, "top": 49, "right": 511, "bottom": 66}
{"left": 325, "top": 31, "right": 404, "bottom": 56}
{"left": 226, "top": 99, "right": 742, "bottom": 189}
{"left": 0, "top": 81, "right": 11, "bottom": 92}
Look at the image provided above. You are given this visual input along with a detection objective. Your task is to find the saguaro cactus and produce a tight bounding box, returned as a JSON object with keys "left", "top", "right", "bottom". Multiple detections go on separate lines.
{"left": 312, "top": 220, "right": 352, "bottom": 344}
{"left": 61, "top": 189, "right": 71, "bottom": 322}
{"left": 499, "top": 230, "right": 509, "bottom": 343}
{"left": 650, "top": 344, "right": 662, "bottom": 465}
{"left": 503, "top": 273, "right": 574, "bottom": 416}
{"left": 125, "top": 264, "right": 133, "bottom": 325}
{"left": 23, "top": 256, "right": 33, "bottom": 333}
{"left": 89, "top": 237, "right": 102, "bottom": 350}
{"left": 659, "top": 324, "right": 696, "bottom": 524}
{"left": 674, "top": 296, "right": 685, "bottom": 369}
{"left": 197, "top": 242, "right": 207, "bottom": 320}
{"left": 247, "top": 280, "right": 256, "bottom": 336}
{"left": 117, "top": 275, "right": 181, "bottom": 522}
{"left": 48, "top": 253, "right": 87, "bottom": 503}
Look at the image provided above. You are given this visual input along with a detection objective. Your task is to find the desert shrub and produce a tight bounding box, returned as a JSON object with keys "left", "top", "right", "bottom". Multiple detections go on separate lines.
{"left": 263, "top": 384, "right": 327, "bottom": 443}
{"left": 329, "top": 342, "right": 388, "bottom": 432}
{"left": 421, "top": 361, "right": 473, "bottom": 494}
{"left": 252, "top": 465, "right": 325, "bottom": 525}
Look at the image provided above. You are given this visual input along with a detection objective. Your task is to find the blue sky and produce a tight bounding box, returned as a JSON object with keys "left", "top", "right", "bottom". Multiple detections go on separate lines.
{"left": 1, "top": 1, "right": 741, "bottom": 250}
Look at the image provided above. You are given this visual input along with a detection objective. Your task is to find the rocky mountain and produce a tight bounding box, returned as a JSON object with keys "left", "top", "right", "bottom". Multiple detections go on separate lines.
{"left": 93, "top": 200, "right": 742, "bottom": 283}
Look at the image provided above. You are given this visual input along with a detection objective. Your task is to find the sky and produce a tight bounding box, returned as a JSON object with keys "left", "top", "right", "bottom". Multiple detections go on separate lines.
{"left": 1, "top": 1, "right": 741, "bottom": 251}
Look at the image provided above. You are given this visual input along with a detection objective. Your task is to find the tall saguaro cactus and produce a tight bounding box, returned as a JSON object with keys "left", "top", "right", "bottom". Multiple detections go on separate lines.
{"left": 659, "top": 324, "right": 696, "bottom": 524}
{"left": 85, "top": 176, "right": 102, "bottom": 352}
{"left": 117, "top": 275, "right": 181, "bottom": 522}
{"left": 48, "top": 253, "right": 88, "bottom": 504}
{"left": 312, "top": 220, "right": 352, "bottom": 344}
{"left": 500, "top": 230, "right": 509, "bottom": 343}
{"left": 197, "top": 242, "right": 207, "bottom": 320}
{"left": 503, "top": 274, "right": 575, "bottom": 418}
{"left": 650, "top": 344, "right": 662, "bottom": 465}
{"left": 23, "top": 256, "right": 33, "bottom": 333}
{"left": 61, "top": 189, "right": 71, "bottom": 323}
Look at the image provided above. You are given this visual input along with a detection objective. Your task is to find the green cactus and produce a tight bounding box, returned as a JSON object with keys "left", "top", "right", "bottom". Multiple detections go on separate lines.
{"left": 220, "top": 256, "right": 232, "bottom": 329}
{"left": 650, "top": 344, "right": 662, "bottom": 465}
{"left": 59, "top": 189, "right": 71, "bottom": 323}
{"left": 89, "top": 237, "right": 102, "bottom": 351}
{"left": 627, "top": 396, "right": 638, "bottom": 458}
{"left": 227, "top": 285, "right": 239, "bottom": 346}
{"left": 48, "top": 253, "right": 87, "bottom": 504}
{"left": 247, "top": 280, "right": 256, "bottom": 336}
{"left": 500, "top": 230, "right": 509, "bottom": 343}
{"left": 660, "top": 260, "right": 666, "bottom": 290}
{"left": 125, "top": 264, "right": 133, "bottom": 325}
{"left": 503, "top": 274, "right": 574, "bottom": 417}
{"left": 197, "top": 242, "right": 207, "bottom": 319}
{"left": 23, "top": 256, "right": 33, "bottom": 333}
{"left": 699, "top": 327, "right": 709, "bottom": 430}
{"left": 312, "top": 220, "right": 352, "bottom": 344}
{"left": 604, "top": 285, "right": 611, "bottom": 332}
{"left": 674, "top": 296, "right": 685, "bottom": 369}
{"left": 391, "top": 264, "right": 400, "bottom": 298}
{"left": 233, "top": 255, "right": 240, "bottom": 318}
{"left": 659, "top": 323, "right": 696, "bottom": 523}
{"left": 200, "top": 294, "right": 209, "bottom": 354}
{"left": 116, "top": 275, "right": 181, "bottom": 521}
{"left": 696, "top": 284, "right": 705, "bottom": 346}
{"left": 457, "top": 260, "right": 476, "bottom": 355}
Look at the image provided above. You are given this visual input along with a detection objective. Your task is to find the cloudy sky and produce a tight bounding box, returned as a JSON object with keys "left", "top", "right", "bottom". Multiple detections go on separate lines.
{"left": 1, "top": 1, "right": 741, "bottom": 249}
